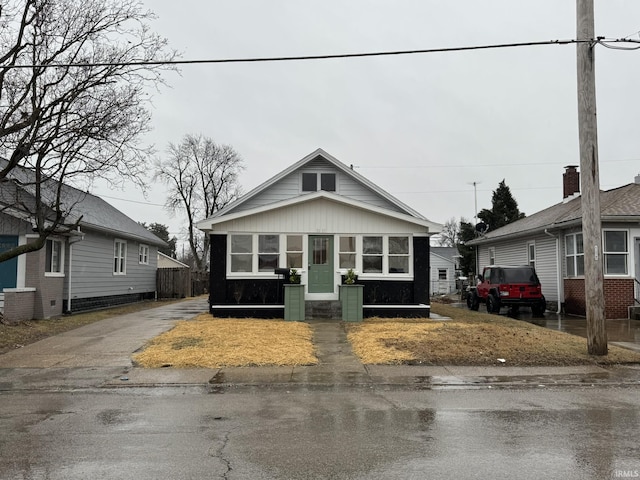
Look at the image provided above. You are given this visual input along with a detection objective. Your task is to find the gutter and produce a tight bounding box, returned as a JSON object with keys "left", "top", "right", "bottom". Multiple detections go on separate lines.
{"left": 66, "top": 228, "right": 84, "bottom": 313}
{"left": 544, "top": 228, "right": 563, "bottom": 314}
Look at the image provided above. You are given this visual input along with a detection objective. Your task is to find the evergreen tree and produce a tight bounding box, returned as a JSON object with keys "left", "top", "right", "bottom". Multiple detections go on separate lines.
{"left": 142, "top": 222, "right": 177, "bottom": 258}
{"left": 477, "top": 179, "right": 525, "bottom": 232}
{"left": 457, "top": 219, "right": 477, "bottom": 277}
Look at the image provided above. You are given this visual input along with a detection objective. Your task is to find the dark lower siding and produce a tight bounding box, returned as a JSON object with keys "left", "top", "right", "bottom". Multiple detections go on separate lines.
{"left": 63, "top": 292, "right": 155, "bottom": 313}
{"left": 207, "top": 233, "right": 432, "bottom": 319}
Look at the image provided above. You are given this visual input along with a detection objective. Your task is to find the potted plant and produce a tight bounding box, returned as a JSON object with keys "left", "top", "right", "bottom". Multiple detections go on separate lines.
{"left": 289, "top": 268, "right": 301, "bottom": 284}
{"left": 340, "top": 269, "right": 363, "bottom": 322}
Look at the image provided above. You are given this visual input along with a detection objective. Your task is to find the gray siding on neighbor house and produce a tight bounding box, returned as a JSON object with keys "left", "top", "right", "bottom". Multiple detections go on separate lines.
{"left": 0, "top": 212, "right": 29, "bottom": 235}
{"left": 64, "top": 229, "right": 158, "bottom": 300}
{"left": 476, "top": 234, "right": 559, "bottom": 302}
{"left": 232, "top": 159, "right": 404, "bottom": 214}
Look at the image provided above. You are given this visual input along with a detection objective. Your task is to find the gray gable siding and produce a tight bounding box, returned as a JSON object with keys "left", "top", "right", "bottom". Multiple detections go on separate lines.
{"left": 477, "top": 234, "right": 559, "bottom": 303}
{"left": 230, "top": 158, "right": 404, "bottom": 215}
{"left": 64, "top": 228, "right": 157, "bottom": 300}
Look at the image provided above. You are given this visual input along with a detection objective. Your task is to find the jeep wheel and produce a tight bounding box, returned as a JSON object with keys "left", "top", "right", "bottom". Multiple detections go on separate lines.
{"left": 467, "top": 291, "right": 479, "bottom": 311}
{"left": 486, "top": 294, "right": 501, "bottom": 314}
{"left": 531, "top": 296, "right": 546, "bottom": 317}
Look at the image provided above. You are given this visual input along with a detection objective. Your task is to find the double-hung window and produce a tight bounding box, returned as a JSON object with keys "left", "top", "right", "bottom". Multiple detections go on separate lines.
{"left": 565, "top": 233, "right": 584, "bottom": 277}
{"left": 603, "top": 230, "right": 628, "bottom": 275}
{"left": 528, "top": 243, "right": 536, "bottom": 268}
{"left": 286, "top": 235, "right": 303, "bottom": 269}
{"left": 362, "top": 236, "right": 383, "bottom": 273}
{"left": 388, "top": 236, "right": 409, "bottom": 273}
{"left": 139, "top": 244, "right": 149, "bottom": 265}
{"left": 114, "top": 239, "right": 127, "bottom": 275}
{"left": 45, "top": 239, "right": 63, "bottom": 274}
{"left": 339, "top": 236, "right": 356, "bottom": 269}
{"left": 230, "top": 235, "right": 253, "bottom": 272}
{"left": 258, "top": 235, "right": 279, "bottom": 272}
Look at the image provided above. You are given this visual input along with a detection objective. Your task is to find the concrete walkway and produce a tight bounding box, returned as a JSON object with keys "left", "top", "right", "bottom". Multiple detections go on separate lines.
{"left": 1, "top": 298, "right": 640, "bottom": 391}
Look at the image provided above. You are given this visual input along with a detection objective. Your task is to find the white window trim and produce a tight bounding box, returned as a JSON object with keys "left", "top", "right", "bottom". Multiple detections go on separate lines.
{"left": 44, "top": 238, "right": 65, "bottom": 278}
{"left": 527, "top": 242, "right": 536, "bottom": 269}
{"left": 226, "top": 233, "right": 413, "bottom": 280}
{"left": 138, "top": 244, "right": 149, "bottom": 265}
{"left": 565, "top": 232, "right": 584, "bottom": 278}
{"left": 603, "top": 229, "right": 629, "bottom": 277}
{"left": 114, "top": 239, "right": 127, "bottom": 275}
{"left": 300, "top": 172, "right": 338, "bottom": 193}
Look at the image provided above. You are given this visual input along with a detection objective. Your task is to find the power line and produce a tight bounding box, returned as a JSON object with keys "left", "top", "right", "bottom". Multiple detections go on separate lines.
{"left": 356, "top": 158, "right": 640, "bottom": 169}
{"left": 7, "top": 38, "right": 588, "bottom": 69}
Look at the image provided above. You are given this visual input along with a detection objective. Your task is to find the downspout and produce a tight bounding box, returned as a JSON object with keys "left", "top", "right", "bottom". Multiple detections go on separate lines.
{"left": 66, "top": 228, "right": 84, "bottom": 313}
{"left": 544, "top": 228, "right": 562, "bottom": 314}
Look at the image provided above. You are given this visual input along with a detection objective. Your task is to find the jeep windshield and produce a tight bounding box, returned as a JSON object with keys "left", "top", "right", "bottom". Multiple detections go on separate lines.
{"left": 500, "top": 268, "right": 538, "bottom": 284}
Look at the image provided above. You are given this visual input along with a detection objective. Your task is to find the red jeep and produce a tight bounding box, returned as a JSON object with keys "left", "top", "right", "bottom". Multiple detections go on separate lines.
{"left": 466, "top": 265, "right": 546, "bottom": 316}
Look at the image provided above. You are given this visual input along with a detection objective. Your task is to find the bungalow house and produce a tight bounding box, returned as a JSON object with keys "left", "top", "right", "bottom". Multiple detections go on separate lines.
{"left": 467, "top": 166, "right": 640, "bottom": 319}
{"left": 0, "top": 163, "right": 165, "bottom": 322}
{"left": 196, "top": 148, "right": 441, "bottom": 318}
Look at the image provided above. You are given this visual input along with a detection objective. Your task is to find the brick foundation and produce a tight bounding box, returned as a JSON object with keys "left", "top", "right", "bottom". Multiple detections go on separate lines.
{"left": 563, "top": 278, "right": 635, "bottom": 319}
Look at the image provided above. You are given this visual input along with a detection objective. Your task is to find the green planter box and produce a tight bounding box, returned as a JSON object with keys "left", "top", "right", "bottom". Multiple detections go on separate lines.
{"left": 339, "top": 284, "right": 363, "bottom": 322}
{"left": 284, "top": 284, "right": 305, "bottom": 321}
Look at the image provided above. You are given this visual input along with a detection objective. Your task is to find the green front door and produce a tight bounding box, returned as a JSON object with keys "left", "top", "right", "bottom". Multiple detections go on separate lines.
{"left": 0, "top": 235, "right": 18, "bottom": 291}
{"left": 308, "top": 235, "right": 334, "bottom": 293}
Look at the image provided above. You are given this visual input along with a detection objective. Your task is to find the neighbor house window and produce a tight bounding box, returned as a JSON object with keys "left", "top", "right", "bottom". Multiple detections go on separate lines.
{"left": 286, "top": 235, "right": 303, "bottom": 269}
{"left": 565, "top": 233, "right": 584, "bottom": 277}
{"left": 45, "top": 239, "right": 63, "bottom": 274}
{"left": 388, "top": 236, "right": 409, "bottom": 273}
{"left": 528, "top": 243, "right": 536, "bottom": 268}
{"left": 339, "top": 236, "right": 356, "bottom": 269}
{"left": 139, "top": 244, "right": 149, "bottom": 265}
{"left": 258, "top": 234, "right": 279, "bottom": 272}
{"left": 603, "top": 230, "right": 628, "bottom": 275}
{"left": 114, "top": 239, "right": 127, "bottom": 275}
{"left": 438, "top": 269, "right": 447, "bottom": 280}
{"left": 230, "top": 234, "right": 252, "bottom": 272}
{"left": 362, "top": 236, "right": 383, "bottom": 273}
{"left": 488, "top": 247, "right": 495, "bottom": 266}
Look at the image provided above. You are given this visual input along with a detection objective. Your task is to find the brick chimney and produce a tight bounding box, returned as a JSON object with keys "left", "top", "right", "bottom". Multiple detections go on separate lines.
{"left": 563, "top": 165, "right": 580, "bottom": 199}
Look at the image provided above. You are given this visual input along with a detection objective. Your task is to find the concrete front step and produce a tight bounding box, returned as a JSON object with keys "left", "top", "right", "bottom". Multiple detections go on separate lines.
{"left": 305, "top": 300, "right": 341, "bottom": 320}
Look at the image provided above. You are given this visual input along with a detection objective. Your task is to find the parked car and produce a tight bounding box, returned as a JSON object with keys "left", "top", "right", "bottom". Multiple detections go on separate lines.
{"left": 466, "top": 265, "right": 546, "bottom": 316}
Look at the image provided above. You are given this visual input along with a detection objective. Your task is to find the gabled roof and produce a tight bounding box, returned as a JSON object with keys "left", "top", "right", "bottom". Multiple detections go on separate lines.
{"left": 200, "top": 148, "right": 432, "bottom": 224}
{"left": 468, "top": 182, "right": 640, "bottom": 245}
{"left": 197, "top": 189, "right": 440, "bottom": 231}
{"left": 1, "top": 159, "right": 165, "bottom": 246}
{"left": 431, "top": 246, "right": 458, "bottom": 263}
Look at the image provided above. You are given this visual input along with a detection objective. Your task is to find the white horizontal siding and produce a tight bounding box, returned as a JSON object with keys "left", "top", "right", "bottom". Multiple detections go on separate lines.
{"left": 477, "top": 235, "right": 559, "bottom": 302}
{"left": 430, "top": 255, "right": 455, "bottom": 294}
{"left": 211, "top": 198, "right": 426, "bottom": 235}
{"left": 66, "top": 230, "right": 157, "bottom": 300}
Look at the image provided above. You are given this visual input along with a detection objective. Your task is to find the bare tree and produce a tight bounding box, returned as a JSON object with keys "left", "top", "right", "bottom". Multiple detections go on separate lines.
{"left": 437, "top": 217, "right": 460, "bottom": 247}
{"left": 0, "top": 0, "right": 176, "bottom": 263}
{"left": 155, "top": 134, "right": 244, "bottom": 272}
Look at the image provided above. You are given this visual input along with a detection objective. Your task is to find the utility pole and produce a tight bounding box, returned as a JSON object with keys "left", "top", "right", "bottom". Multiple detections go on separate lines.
{"left": 577, "top": 0, "right": 607, "bottom": 355}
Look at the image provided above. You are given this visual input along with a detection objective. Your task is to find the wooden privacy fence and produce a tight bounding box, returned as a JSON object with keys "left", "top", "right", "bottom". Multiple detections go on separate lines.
{"left": 157, "top": 268, "right": 192, "bottom": 299}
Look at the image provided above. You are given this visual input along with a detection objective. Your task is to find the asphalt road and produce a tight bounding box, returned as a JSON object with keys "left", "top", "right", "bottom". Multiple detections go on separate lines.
{"left": 1, "top": 384, "right": 639, "bottom": 480}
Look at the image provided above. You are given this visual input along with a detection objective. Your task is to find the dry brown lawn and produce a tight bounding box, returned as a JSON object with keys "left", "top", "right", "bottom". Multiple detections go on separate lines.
{"left": 133, "top": 314, "right": 317, "bottom": 368}
{"left": 347, "top": 303, "right": 640, "bottom": 366}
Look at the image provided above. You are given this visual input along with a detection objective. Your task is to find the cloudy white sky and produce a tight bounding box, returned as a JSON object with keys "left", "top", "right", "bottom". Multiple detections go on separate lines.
{"left": 93, "top": 1, "right": 640, "bottom": 244}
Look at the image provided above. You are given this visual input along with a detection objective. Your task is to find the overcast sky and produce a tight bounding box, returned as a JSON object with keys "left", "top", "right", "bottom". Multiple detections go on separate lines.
{"left": 93, "top": 1, "right": 640, "bottom": 245}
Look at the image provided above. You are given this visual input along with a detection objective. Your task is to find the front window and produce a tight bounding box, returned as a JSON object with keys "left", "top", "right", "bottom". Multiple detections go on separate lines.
{"left": 388, "top": 236, "right": 409, "bottom": 273}
{"left": 603, "top": 230, "right": 628, "bottom": 275}
{"left": 230, "top": 234, "right": 252, "bottom": 272}
{"left": 139, "top": 244, "right": 149, "bottom": 265}
{"left": 339, "top": 236, "right": 356, "bottom": 269}
{"left": 286, "top": 235, "right": 303, "bottom": 269}
{"left": 114, "top": 240, "right": 127, "bottom": 275}
{"left": 565, "top": 233, "right": 584, "bottom": 277}
{"left": 258, "top": 234, "right": 279, "bottom": 272}
{"left": 362, "top": 236, "right": 383, "bottom": 273}
{"left": 45, "top": 239, "right": 63, "bottom": 274}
